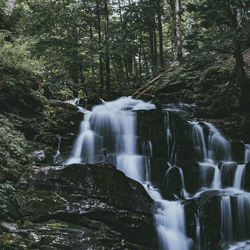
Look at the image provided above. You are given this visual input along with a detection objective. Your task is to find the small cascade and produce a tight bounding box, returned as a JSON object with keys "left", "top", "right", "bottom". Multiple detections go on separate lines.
{"left": 236, "top": 194, "right": 250, "bottom": 239}
{"left": 204, "top": 122, "right": 231, "bottom": 162}
{"left": 211, "top": 164, "right": 221, "bottom": 189}
{"left": 178, "top": 167, "right": 189, "bottom": 199}
{"left": 66, "top": 97, "right": 250, "bottom": 249}
{"left": 245, "top": 144, "right": 250, "bottom": 163}
{"left": 164, "top": 112, "right": 176, "bottom": 165}
{"left": 190, "top": 121, "right": 207, "bottom": 161}
{"left": 66, "top": 97, "right": 192, "bottom": 250}
{"left": 220, "top": 193, "right": 250, "bottom": 243}
{"left": 190, "top": 121, "right": 234, "bottom": 189}
{"left": 53, "top": 136, "right": 61, "bottom": 164}
{"left": 155, "top": 200, "right": 191, "bottom": 250}
{"left": 221, "top": 196, "right": 234, "bottom": 241}
{"left": 195, "top": 212, "right": 201, "bottom": 250}
{"left": 234, "top": 164, "right": 246, "bottom": 189}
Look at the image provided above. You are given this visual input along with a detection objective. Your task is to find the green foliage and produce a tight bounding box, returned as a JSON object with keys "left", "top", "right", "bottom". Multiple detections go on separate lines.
{"left": 0, "top": 182, "right": 15, "bottom": 217}
{"left": 202, "top": 66, "right": 231, "bottom": 88}
{"left": 0, "top": 233, "right": 27, "bottom": 249}
{"left": 0, "top": 115, "right": 31, "bottom": 183}
{"left": 0, "top": 37, "right": 41, "bottom": 74}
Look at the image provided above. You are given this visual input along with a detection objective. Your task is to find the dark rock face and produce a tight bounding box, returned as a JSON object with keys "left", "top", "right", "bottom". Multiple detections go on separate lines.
{"left": 137, "top": 110, "right": 196, "bottom": 191}
{"left": 9, "top": 163, "right": 155, "bottom": 249}
{"left": 150, "top": 157, "right": 170, "bottom": 185}
{"left": 161, "top": 167, "right": 183, "bottom": 199}
{"left": 244, "top": 162, "right": 250, "bottom": 192}
{"left": 185, "top": 190, "right": 223, "bottom": 250}
{"left": 178, "top": 159, "right": 200, "bottom": 194}
{"left": 220, "top": 161, "right": 238, "bottom": 188}
{"left": 231, "top": 140, "right": 246, "bottom": 162}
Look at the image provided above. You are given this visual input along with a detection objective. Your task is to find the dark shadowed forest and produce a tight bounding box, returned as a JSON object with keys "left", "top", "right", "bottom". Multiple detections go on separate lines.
{"left": 1, "top": 0, "right": 250, "bottom": 249}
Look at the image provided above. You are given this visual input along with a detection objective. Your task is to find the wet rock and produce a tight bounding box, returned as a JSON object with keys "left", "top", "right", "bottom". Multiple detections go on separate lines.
{"left": 150, "top": 157, "right": 170, "bottom": 185}
{"left": 231, "top": 140, "right": 246, "bottom": 162}
{"left": 220, "top": 161, "right": 238, "bottom": 188}
{"left": 178, "top": 159, "right": 200, "bottom": 194}
{"left": 10, "top": 163, "right": 155, "bottom": 249}
{"left": 161, "top": 167, "right": 183, "bottom": 199}
{"left": 244, "top": 162, "right": 250, "bottom": 192}
{"left": 184, "top": 190, "right": 224, "bottom": 250}
{"left": 31, "top": 150, "right": 45, "bottom": 163}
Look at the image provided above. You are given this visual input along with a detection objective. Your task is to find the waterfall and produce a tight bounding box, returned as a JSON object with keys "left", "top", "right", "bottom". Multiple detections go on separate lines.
{"left": 164, "top": 112, "right": 176, "bottom": 165}
{"left": 155, "top": 200, "right": 191, "bottom": 250}
{"left": 190, "top": 121, "right": 207, "bottom": 161}
{"left": 233, "top": 164, "right": 246, "bottom": 190}
{"left": 190, "top": 121, "right": 236, "bottom": 189}
{"left": 203, "top": 122, "right": 231, "bottom": 162}
{"left": 53, "top": 136, "right": 61, "bottom": 164}
{"left": 236, "top": 194, "right": 250, "bottom": 239}
{"left": 245, "top": 144, "right": 250, "bottom": 163}
{"left": 66, "top": 97, "right": 250, "bottom": 249}
{"left": 66, "top": 97, "right": 191, "bottom": 250}
{"left": 211, "top": 164, "right": 221, "bottom": 189}
{"left": 221, "top": 196, "right": 233, "bottom": 240}
{"left": 195, "top": 212, "right": 201, "bottom": 250}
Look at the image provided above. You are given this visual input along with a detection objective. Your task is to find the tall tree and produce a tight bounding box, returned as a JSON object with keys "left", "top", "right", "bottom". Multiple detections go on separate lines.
{"left": 175, "top": 0, "right": 182, "bottom": 61}
{"left": 104, "top": 0, "right": 110, "bottom": 90}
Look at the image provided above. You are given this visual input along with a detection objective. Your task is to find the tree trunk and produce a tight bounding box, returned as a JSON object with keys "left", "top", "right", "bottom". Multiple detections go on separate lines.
{"left": 230, "top": 7, "right": 248, "bottom": 107}
{"left": 104, "top": 0, "right": 110, "bottom": 91}
{"left": 149, "top": 29, "right": 156, "bottom": 76}
{"left": 96, "top": 0, "right": 104, "bottom": 94}
{"left": 175, "top": 0, "right": 182, "bottom": 61}
{"left": 153, "top": 27, "right": 158, "bottom": 73}
{"left": 156, "top": 0, "right": 164, "bottom": 69}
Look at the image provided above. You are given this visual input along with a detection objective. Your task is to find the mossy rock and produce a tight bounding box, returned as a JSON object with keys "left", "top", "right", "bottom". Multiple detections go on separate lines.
{"left": 0, "top": 233, "right": 27, "bottom": 249}
{"left": 201, "top": 66, "right": 230, "bottom": 89}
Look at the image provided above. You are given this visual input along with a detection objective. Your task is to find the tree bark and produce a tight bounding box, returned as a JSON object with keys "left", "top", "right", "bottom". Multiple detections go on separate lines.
{"left": 231, "top": 8, "right": 247, "bottom": 107}
{"left": 104, "top": 0, "right": 110, "bottom": 91}
{"left": 96, "top": 0, "right": 104, "bottom": 93}
{"left": 175, "top": 0, "right": 182, "bottom": 61}
{"left": 156, "top": 0, "right": 164, "bottom": 69}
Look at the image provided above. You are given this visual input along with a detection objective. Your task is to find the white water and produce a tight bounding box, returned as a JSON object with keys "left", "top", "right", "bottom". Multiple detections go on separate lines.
{"left": 204, "top": 122, "right": 231, "bottom": 162}
{"left": 234, "top": 164, "right": 246, "bottom": 189}
{"left": 165, "top": 112, "right": 176, "bottom": 164}
{"left": 66, "top": 97, "right": 191, "bottom": 250}
{"left": 195, "top": 212, "right": 201, "bottom": 250}
{"left": 245, "top": 144, "right": 250, "bottom": 163}
{"left": 53, "top": 136, "right": 61, "bottom": 164}
{"left": 190, "top": 120, "right": 250, "bottom": 246}
{"left": 66, "top": 97, "right": 250, "bottom": 249}
{"left": 221, "top": 196, "right": 233, "bottom": 240}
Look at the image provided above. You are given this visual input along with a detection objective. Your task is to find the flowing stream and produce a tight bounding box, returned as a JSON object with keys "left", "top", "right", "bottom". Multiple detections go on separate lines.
{"left": 66, "top": 97, "right": 250, "bottom": 249}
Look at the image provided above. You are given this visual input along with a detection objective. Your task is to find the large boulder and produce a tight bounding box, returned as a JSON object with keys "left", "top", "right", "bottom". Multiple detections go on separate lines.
{"left": 8, "top": 163, "right": 155, "bottom": 249}
{"left": 184, "top": 190, "right": 224, "bottom": 250}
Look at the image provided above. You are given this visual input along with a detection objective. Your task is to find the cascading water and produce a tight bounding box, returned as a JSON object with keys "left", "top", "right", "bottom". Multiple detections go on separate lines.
{"left": 190, "top": 119, "right": 250, "bottom": 247}
{"left": 221, "top": 196, "right": 234, "bottom": 241}
{"left": 66, "top": 97, "right": 191, "bottom": 250}
{"left": 245, "top": 144, "right": 250, "bottom": 163}
{"left": 66, "top": 97, "right": 250, "bottom": 249}
{"left": 53, "top": 136, "right": 61, "bottom": 164}
{"left": 234, "top": 164, "right": 246, "bottom": 189}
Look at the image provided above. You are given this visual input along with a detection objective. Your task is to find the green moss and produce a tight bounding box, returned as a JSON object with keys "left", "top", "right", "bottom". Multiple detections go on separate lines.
{"left": 201, "top": 66, "right": 230, "bottom": 88}
{"left": 0, "top": 115, "right": 31, "bottom": 181}
{"left": 46, "top": 220, "right": 68, "bottom": 229}
{"left": 0, "top": 233, "right": 27, "bottom": 249}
